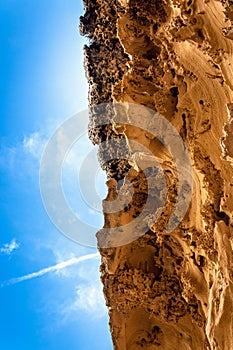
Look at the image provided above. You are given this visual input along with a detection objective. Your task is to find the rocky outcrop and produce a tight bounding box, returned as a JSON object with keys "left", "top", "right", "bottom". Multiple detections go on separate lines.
{"left": 81, "top": 1, "right": 233, "bottom": 349}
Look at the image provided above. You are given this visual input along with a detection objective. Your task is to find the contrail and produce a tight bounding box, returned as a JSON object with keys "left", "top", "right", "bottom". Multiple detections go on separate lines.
{"left": 1, "top": 252, "right": 99, "bottom": 288}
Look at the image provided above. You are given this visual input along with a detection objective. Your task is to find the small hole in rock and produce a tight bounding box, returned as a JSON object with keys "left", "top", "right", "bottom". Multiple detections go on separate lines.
{"left": 170, "top": 86, "right": 179, "bottom": 97}
{"left": 199, "top": 99, "right": 204, "bottom": 105}
{"left": 152, "top": 326, "right": 160, "bottom": 335}
{"left": 198, "top": 255, "right": 205, "bottom": 267}
{"left": 197, "top": 29, "right": 205, "bottom": 40}
{"left": 153, "top": 23, "right": 159, "bottom": 32}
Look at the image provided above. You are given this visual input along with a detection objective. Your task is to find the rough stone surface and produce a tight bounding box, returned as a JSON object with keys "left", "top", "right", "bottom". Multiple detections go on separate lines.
{"left": 81, "top": 1, "right": 233, "bottom": 349}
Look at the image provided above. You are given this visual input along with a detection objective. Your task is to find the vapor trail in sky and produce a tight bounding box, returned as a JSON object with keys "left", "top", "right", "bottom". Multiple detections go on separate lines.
{"left": 1, "top": 253, "right": 99, "bottom": 288}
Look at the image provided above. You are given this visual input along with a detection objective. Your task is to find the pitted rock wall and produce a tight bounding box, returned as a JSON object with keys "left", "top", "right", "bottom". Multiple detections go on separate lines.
{"left": 81, "top": 1, "right": 233, "bottom": 349}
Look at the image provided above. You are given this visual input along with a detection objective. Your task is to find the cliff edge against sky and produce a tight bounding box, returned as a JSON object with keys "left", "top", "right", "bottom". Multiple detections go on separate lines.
{"left": 80, "top": 1, "right": 233, "bottom": 349}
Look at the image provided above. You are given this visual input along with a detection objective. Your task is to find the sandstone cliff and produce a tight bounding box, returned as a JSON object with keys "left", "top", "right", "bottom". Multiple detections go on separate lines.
{"left": 80, "top": 1, "right": 233, "bottom": 349}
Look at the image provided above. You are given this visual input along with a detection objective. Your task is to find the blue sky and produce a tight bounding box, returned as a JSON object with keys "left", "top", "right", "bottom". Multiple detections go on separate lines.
{"left": 0, "top": 1, "right": 112, "bottom": 349}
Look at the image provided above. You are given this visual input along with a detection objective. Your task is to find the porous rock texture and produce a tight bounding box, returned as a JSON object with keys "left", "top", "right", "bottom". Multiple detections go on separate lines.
{"left": 80, "top": 1, "right": 233, "bottom": 349}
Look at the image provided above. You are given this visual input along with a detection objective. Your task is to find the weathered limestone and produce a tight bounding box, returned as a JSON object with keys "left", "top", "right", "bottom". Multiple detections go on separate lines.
{"left": 81, "top": 1, "right": 233, "bottom": 349}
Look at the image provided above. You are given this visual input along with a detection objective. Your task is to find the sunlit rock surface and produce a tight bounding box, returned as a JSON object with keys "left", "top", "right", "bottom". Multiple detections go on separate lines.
{"left": 81, "top": 1, "right": 233, "bottom": 349}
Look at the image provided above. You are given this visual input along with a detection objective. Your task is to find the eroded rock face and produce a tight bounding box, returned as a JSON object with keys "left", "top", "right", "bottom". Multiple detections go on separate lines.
{"left": 81, "top": 1, "right": 233, "bottom": 349}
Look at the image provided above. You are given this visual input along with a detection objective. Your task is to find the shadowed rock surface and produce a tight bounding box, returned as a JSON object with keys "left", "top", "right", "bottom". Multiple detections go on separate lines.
{"left": 81, "top": 1, "right": 233, "bottom": 349}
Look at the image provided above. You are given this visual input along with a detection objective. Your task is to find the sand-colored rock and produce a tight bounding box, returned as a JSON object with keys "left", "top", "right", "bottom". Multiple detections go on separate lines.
{"left": 81, "top": 0, "right": 233, "bottom": 349}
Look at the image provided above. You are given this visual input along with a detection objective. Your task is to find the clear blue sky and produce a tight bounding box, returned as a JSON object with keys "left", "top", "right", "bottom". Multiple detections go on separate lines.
{"left": 0, "top": 1, "right": 112, "bottom": 349}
